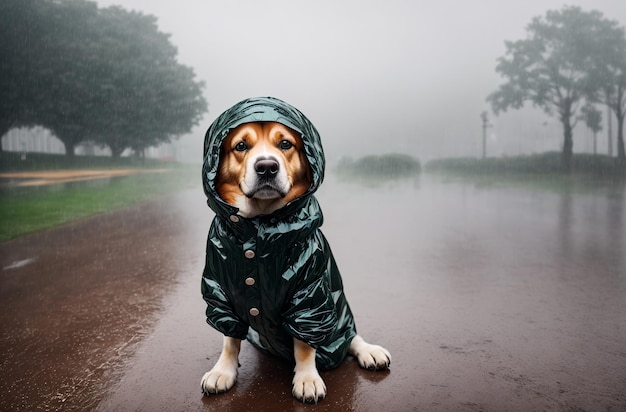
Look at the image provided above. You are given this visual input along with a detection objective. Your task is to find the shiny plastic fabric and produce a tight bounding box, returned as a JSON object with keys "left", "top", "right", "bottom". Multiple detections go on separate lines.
{"left": 201, "top": 97, "right": 356, "bottom": 370}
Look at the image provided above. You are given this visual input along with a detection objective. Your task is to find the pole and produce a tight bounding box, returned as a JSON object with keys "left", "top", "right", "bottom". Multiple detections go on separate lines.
{"left": 480, "top": 111, "right": 489, "bottom": 159}
{"left": 608, "top": 105, "right": 613, "bottom": 157}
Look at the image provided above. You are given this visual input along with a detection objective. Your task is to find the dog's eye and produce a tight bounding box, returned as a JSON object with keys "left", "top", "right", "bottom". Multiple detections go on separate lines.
{"left": 279, "top": 140, "right": 293, "bottom": 150}
{"left": 234, "top": 142, "right": 248, "bottom": 152}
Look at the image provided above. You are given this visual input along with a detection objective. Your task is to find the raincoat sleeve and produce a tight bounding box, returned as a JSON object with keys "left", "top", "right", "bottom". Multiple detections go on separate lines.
{"left": 281, "top": 244, "right": 338, "bottom": 347}
{"left": 201, "top": 220, "right": 250, "bottom": 340}
{"left": 201, "top": 276, "right": 249, "bottom": 340}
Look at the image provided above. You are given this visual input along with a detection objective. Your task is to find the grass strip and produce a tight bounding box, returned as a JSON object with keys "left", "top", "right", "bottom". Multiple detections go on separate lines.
{"left": 0, "top": 166, "right": 200, "bottom": 242}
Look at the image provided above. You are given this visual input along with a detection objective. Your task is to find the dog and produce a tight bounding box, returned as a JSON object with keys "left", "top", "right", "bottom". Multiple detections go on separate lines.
{"left": 214, "top": 122, "right": 312, "bottom": 218}
{"left": 200, "top": 97, "right": 390, "bottom": 403}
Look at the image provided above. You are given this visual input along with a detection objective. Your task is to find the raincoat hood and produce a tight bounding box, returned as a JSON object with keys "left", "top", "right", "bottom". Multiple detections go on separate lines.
{"left": 201, "top": 97, "right": 356, "bottom": 370}
{"left": 202, "top": 96, "right": 325, "bottom": 219}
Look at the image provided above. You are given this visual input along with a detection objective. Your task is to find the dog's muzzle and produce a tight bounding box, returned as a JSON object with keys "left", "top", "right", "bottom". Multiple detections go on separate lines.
{"left": 244, "top": 157, "right": 287, "bottom": 199}
{"left": 255, "top": 158, "right": 279, "bottom": 178}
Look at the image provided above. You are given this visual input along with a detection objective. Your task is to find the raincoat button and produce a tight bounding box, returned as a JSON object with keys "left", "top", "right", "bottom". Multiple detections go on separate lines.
{"left": 244, "top": 250, "right": 255, "bottom": 259}
{"left": 249, "top": 307, "right": 260, "bottom": 317}
{"left": 245, "top": 277, "right": 255, "bottom": 286}
{"left": 229, "top": 215, "right": 240, "bottom": 223}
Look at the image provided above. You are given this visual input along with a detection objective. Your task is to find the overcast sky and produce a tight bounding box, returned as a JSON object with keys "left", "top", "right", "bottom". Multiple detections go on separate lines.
{"left": 95, "top": 0, "right": 626, "bottom": 162}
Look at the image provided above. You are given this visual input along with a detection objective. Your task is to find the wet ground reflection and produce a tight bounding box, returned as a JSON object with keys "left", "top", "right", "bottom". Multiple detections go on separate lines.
{"left": 1, "top": 174, "right": 625, "bottom": 410}
{"left": 316, "top": 175, "right": 625, "bottom": 410}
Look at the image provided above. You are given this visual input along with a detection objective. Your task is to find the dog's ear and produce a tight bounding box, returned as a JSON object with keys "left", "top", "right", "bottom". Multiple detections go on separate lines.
{"left": 215, "top": 139, "right": 229, "bottom": 186}
{"left": 215, "top": 134, "right": 243, "bottom": 205}
{"left": 289, "top": 147, "right": 312, "bottom": 200}
{"left": 300, "top": 150, "right": 313, "bottom": 190}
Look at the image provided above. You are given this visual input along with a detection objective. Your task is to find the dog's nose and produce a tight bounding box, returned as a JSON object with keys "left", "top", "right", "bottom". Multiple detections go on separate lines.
{"left": 255, "top": 159, "right": 279, "bottom": 177}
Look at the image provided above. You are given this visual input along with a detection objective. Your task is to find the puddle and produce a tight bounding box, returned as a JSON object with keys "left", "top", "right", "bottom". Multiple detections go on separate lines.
{"left": 3, "top": 257, "right": 37, "bottom": 270}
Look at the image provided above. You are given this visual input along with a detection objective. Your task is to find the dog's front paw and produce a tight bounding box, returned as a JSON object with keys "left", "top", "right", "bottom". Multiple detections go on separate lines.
{"left": 292, "top": 370, "right": 326, "bottom": 403}
{"left": 355, "top": 343, "right": 392, "bottom": 370}
{"left": 349, "top": 335, "right": 392, "bottom": 371}
{"left": 201, "top": 364, "right": 237, "bottom": 395}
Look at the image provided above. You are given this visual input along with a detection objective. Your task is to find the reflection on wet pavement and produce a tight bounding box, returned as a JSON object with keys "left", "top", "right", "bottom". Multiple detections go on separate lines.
{"left": 1, "top": 175, "right": 625, "bottom": 410}
{"left": 0, "top": 193, "right": 202, "bottom": 410}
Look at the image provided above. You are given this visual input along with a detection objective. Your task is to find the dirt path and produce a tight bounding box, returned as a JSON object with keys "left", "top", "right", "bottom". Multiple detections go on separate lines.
{"left": 0, "top": 169, "right": 169, "bottom": 187}
{"left": 1, "top": 179, "right": 625, "bottom": 411}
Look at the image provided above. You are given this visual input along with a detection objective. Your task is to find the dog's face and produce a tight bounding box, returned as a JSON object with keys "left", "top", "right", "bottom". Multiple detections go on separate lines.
{"left": 216, "top": 121, "right": 312, "bottom": 217}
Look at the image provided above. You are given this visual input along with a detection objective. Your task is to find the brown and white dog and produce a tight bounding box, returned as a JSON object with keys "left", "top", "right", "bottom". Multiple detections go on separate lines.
{"left": 201, "top": 121, "right": 391, "bottom": 402}
{"left": 215, "top": 122, "right": 312, "bottom": 217}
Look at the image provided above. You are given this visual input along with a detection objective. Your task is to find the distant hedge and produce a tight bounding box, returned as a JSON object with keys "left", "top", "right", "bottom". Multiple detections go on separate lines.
{"left": 425, "top": 152, "right": 625, "bottom": 178}
{"left": 335, "top": 153, "right": 421, "bottom": 179}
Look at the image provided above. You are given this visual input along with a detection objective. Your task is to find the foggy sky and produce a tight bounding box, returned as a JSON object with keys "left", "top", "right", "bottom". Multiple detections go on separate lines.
{"left": 95, "top": 0, "right": 626, "bottom": 163}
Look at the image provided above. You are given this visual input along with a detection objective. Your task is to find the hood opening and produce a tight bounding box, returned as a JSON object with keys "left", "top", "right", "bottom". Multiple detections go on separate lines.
{"left": 202, "top": 97, "right": 326, "bottom": 219}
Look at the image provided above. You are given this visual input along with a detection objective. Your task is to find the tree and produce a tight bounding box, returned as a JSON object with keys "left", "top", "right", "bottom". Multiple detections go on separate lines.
{"left": 88, "top": 6, "right": 207, "bottom": 158}
{"left": 1, "top": 0, "right": 110, "bottom": 157}
{"left": 0, "top": 0, "right": 52, "bottom": 150}
{"left": 487, "top": 6, "right": 623, "bottom": 170}
{"left": 38, "top": 0, "right": 104, "bottom": 157}
{"left": 607, "top": 80, "right": 626, "bottom": 162}
{"left": 594, "top": 29, "right": 626, "bottom": 162}
{"left": 1, "top": 0, "right": 207, "bottom": 158}
{"left": 579, "top": 103, "right": 603, "bottom": 155}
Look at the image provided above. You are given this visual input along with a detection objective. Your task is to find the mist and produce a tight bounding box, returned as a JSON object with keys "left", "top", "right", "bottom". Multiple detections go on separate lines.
{"left": 3, "top": 2, "right": 626, "bottom": 408}
{"left": 91, "top": 0, "right": 626, "bottom": 164}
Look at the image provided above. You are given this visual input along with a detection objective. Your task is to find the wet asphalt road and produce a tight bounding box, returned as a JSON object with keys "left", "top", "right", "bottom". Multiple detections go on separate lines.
{"left": 1, "top": 175, "right": 625, "bottom": 411}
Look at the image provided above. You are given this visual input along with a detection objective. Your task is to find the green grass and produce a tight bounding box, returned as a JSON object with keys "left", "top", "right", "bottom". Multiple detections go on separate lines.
{"left": 0, "top": 150, "right": 171, "bottom": 171}
{"left": 426, "top": 169, "right": 622, "bottom": 196}
{"left": 425, "top": 152, "right": 625, "bottom": 178}
{"left": 0, "top": 165, "right": 200, "bottom": 242}
{"left": 424, "top": 153, "right": 626, "bottom": 195}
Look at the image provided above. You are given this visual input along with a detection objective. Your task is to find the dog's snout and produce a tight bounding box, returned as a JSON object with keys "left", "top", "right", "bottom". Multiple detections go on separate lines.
{"left": 255, "top": 158, "right": 279, "bottom": 177}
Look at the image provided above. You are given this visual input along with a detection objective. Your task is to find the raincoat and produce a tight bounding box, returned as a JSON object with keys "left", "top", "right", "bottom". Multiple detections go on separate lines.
{"left": 201, "top": 97, "right": 356, "bottom": 370}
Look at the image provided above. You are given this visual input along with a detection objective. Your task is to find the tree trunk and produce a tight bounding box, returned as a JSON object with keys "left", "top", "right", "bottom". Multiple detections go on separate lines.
{"left": 617, "top": 111, "right": 625, "bottom": 162}
{"left": 561, "top": 114, "right": 574, "bottom": 172}
{"left": 62, "top": 140, "right": 76, "bottom": 157}
{"left": 1, "top": 121, "right": 12, "bottom": 153}
{"left": 110, "top": 145, "right": 124, "bottom": 158}
{"left": 607, "top": 100, "right": 614, "bottom": 157}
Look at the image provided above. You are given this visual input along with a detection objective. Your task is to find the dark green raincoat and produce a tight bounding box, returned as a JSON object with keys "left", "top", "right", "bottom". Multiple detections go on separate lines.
{"left": 201, "top": 97, "right": 357, "bottom": 370}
